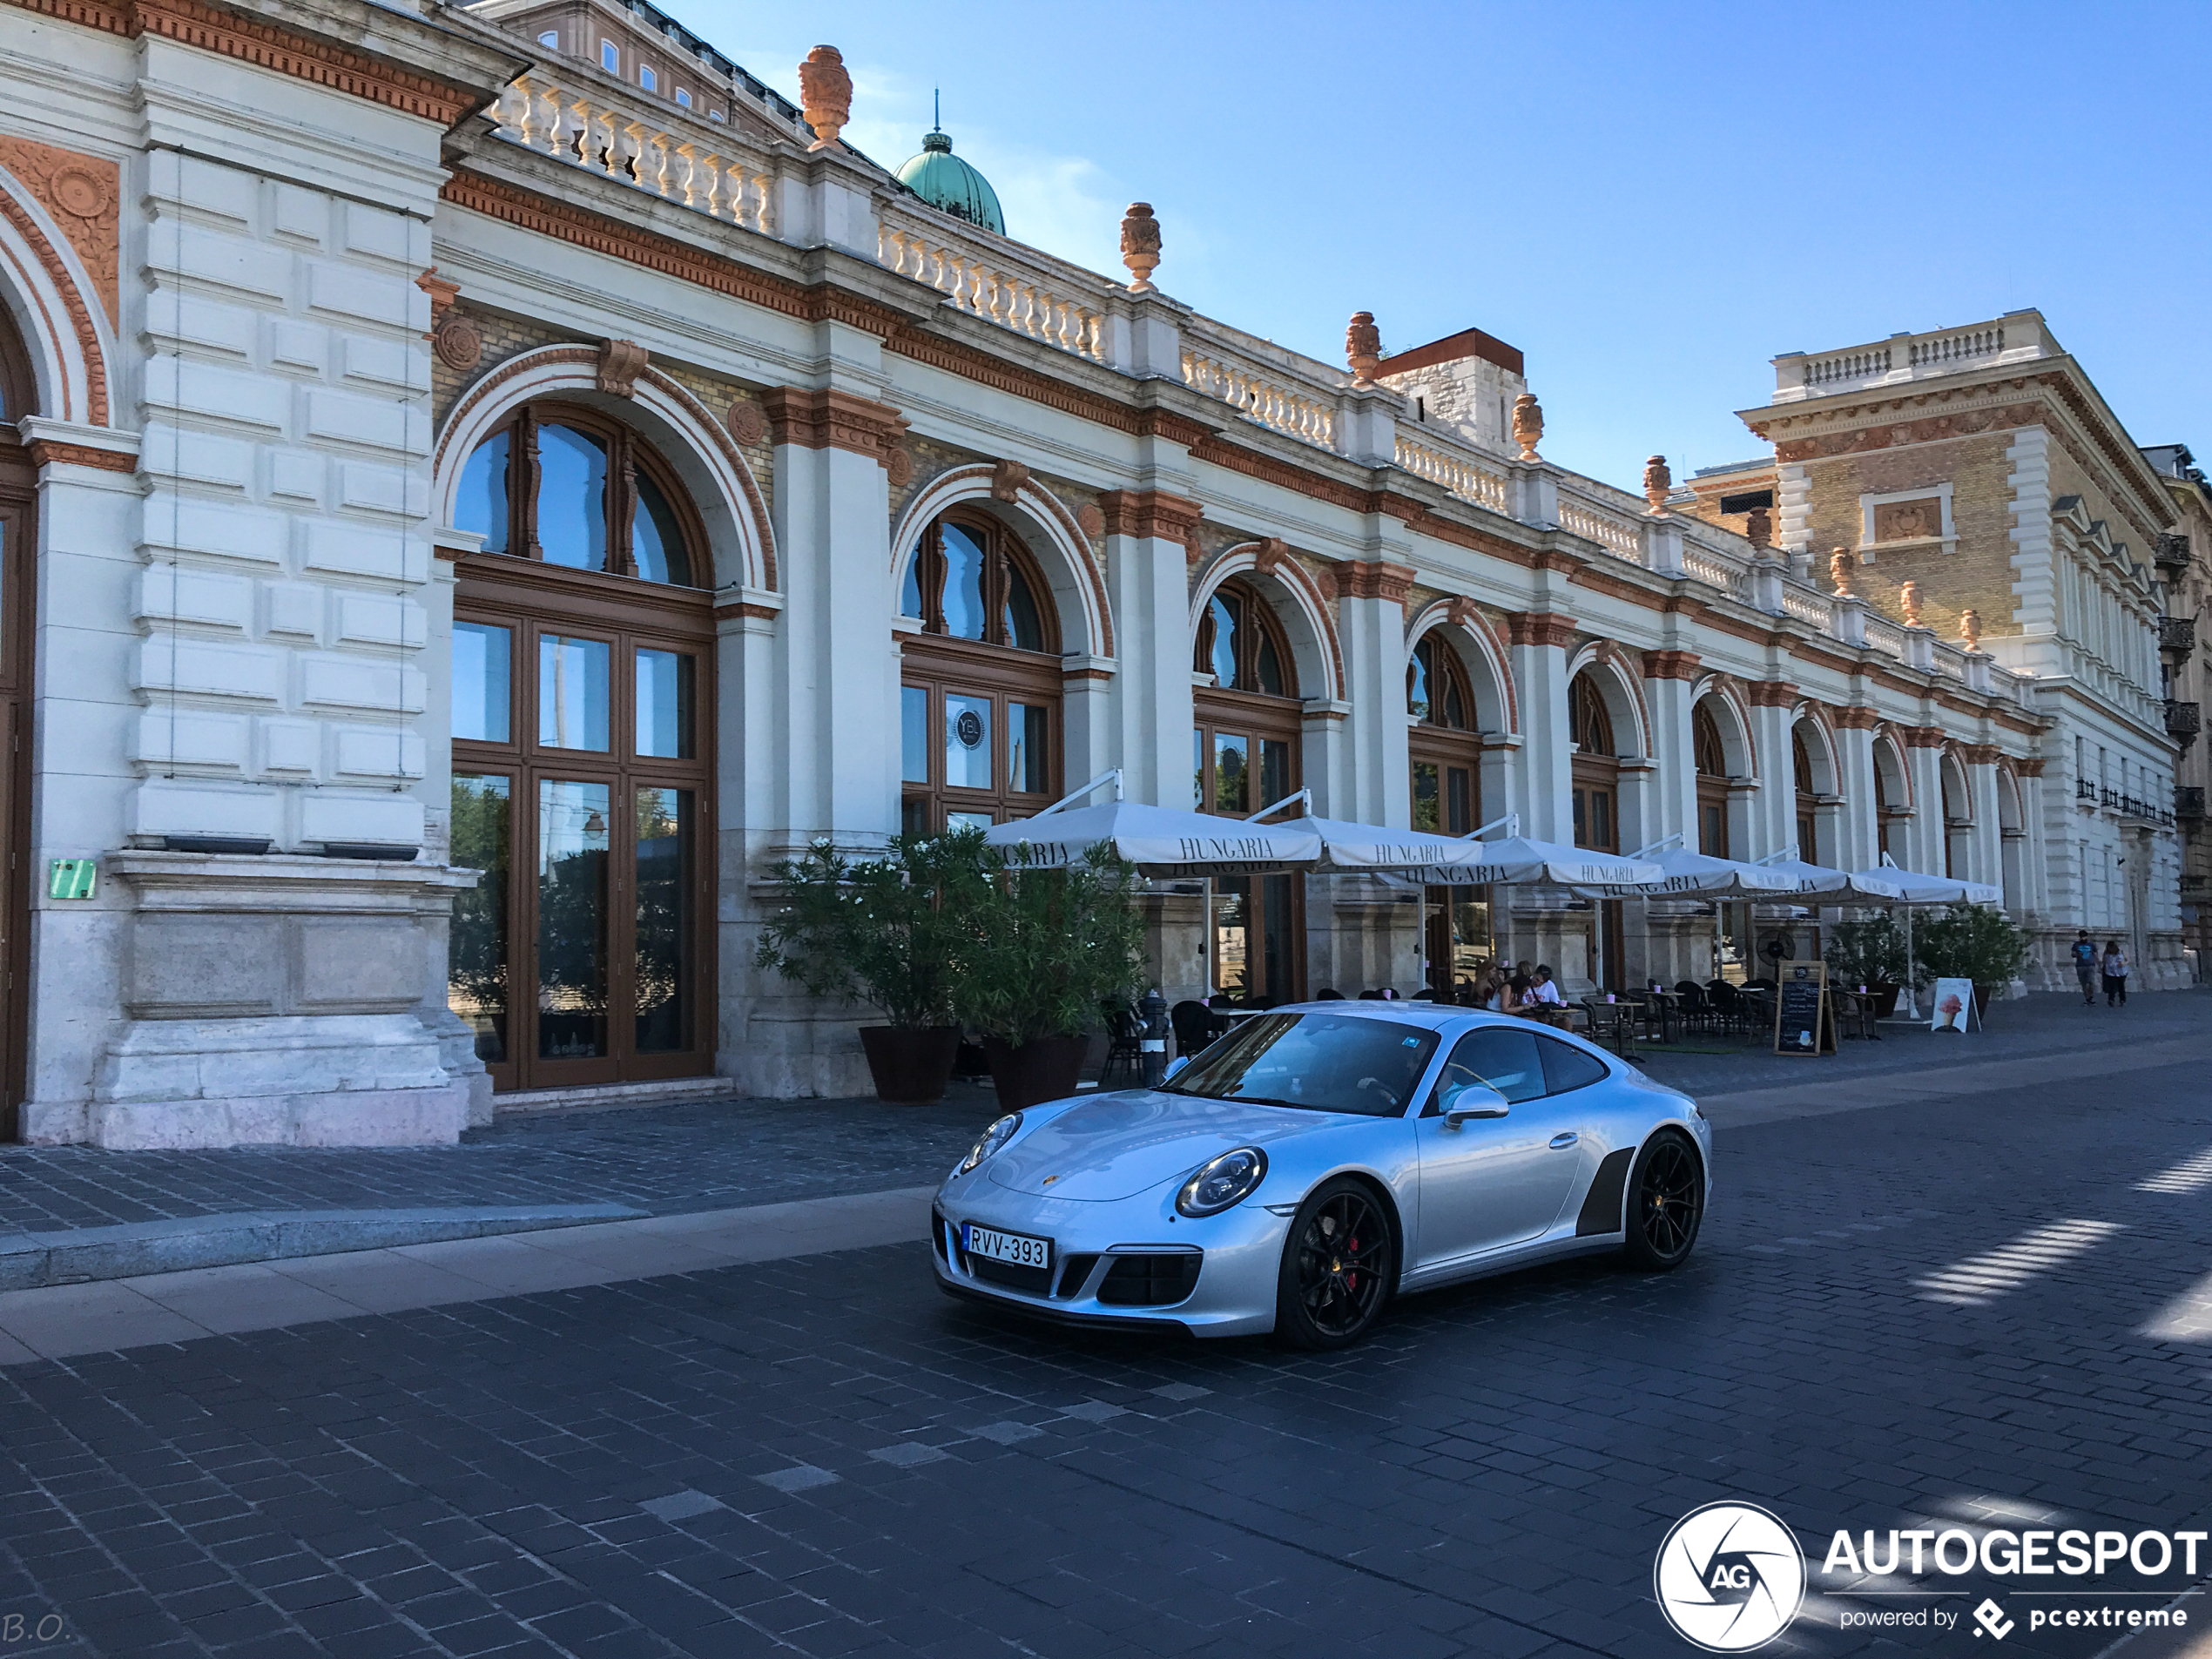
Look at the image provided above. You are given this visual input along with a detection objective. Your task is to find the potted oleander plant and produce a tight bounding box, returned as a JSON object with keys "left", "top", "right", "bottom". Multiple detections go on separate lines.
{"left": 954, "top": 841, "right": 1146, "bottom": 1110}
{"left": 1911, "top": 902, "right": 2031, "bottom": 1022}
{"left": 1822, "top": 914, "right": 1911, "bottom": 1019}
{"left": 753, "top": 828, "right": 987, "bottom": 1103}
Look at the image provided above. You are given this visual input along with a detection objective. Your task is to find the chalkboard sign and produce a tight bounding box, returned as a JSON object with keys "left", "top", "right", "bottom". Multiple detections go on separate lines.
{"left": 1772, "top": 962, "right": 1834, "bottom": 1056}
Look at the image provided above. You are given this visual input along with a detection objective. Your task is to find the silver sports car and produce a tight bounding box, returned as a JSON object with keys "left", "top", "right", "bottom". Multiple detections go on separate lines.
{"left": 933, "top": 1002, "right": 1710, "bottom": 1348}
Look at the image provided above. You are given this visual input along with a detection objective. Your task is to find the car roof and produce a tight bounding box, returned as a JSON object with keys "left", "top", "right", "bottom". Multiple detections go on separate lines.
{"left": 1270, "top": 1000, "right": 1471, "bottom": 1030}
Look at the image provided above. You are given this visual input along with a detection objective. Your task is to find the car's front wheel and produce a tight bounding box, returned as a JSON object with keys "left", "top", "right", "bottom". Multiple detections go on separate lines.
{"left": 1622, "top": 1130, "right": 1703, "bottom": 1270}
{"left": 1273, "top": 1177, "right": 1394, "bottom": 1349}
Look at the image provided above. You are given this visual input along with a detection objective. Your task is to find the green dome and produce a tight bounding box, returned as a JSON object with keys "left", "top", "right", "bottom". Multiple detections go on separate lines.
{"left": 894, "top": 129, "right": 1004, "bottom": 234}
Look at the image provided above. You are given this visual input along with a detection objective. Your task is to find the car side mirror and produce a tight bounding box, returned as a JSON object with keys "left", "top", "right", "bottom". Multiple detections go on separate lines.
{"left": 1440, "top": 1082, "right": 1511, "bottom": 1127}
{"left": 1163, "top": 1056, "right": 1190, "bottom": 1082}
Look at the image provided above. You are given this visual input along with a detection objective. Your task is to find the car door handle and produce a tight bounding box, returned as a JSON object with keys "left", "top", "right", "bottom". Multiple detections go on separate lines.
{"left": 1549, "top": 1132, "right": 1579, "bottom": 1149}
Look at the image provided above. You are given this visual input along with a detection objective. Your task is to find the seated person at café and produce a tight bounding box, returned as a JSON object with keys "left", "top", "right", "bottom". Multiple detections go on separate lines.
{"left": 1530, "top": 967, "right": 1565, "bottom": 1009}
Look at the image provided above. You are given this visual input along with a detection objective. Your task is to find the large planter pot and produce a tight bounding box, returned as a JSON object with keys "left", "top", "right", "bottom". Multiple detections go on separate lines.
{"left": 1868, "top": 983, "right": 1902, "bottom": 1020}
{"left": 857, "top": 1025, "right": 962, "bottom": 1104}
{"left": 981, "top": 1035, "right": 1090, "bottom": 1111}
{"left": 1973, "top": 983, "right": 2000, "bottom": 1022}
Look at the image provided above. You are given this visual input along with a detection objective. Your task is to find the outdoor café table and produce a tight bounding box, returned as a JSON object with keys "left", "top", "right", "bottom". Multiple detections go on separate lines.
{"left": 1632, "top": 989, "right": 1681, "bottom": 1045}
{"left": 1740, "top": 985, "right": 1775, "bottom": 1035}
{"left": 1580, "top": 999, "right": 1640, "bottom": 1058}
{"left": 1834, "top": 989, "right": 1882, "bottom": 1041}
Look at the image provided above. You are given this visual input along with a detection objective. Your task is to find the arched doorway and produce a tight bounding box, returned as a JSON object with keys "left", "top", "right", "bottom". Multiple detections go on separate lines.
{"left": 0, "top": 312, "right": 35, "bottom": 1126}
{"left": 1408, "top": 634, "right": 1490, "bottom": 996}
{"left": 1791, "top": 727, "right": 1822, "bottom": 864}
{"left": 1195, "top": 578, "right": 1304, "bottom": 1002}
{"left": 1940, "top": 752, "right": 1973, "bottom": 880}
{"left": 1569, "top": 671, "right": 1623, "bottom": 990}
{"left": 898, "top": 508, "right": 1062, "bottom": 833}
{"left": 1693, "top": 701, "right": 1730, "bottom": 858}
{"left": 1872, "top": 736, "right": 1909, "bottom": 862}
{"left": 447, "top": 401, "right": 717, "bottom": 1092}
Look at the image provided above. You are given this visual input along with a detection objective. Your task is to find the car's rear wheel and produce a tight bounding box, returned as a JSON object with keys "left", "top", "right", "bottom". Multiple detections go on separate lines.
{"left": 1622, "top": 1130, "right": 1703, "bottom": 1270}
{"left": 1273, "top": 1177, "right": 1393, "bottom": 1349}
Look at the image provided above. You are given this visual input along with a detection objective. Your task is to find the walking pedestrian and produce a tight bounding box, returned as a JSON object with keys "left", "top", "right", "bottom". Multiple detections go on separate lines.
{"left": 2069, "top": 930, "right": 2098, "bottom": 1006}
{"left": 2101, "top": 940, "right": 2129, "bottom": 1007}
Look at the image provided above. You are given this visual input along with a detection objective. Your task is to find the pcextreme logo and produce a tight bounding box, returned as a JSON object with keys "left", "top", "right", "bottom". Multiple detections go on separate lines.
{"left": 1654, "top": 1502, "right": 1808, "bottom": 1652}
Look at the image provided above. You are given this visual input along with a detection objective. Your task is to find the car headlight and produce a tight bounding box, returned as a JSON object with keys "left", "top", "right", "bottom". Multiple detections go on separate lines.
{"left": 959, "top": 1112, "right": 1022, "bottom": 1175}
{"left": 1177, "top": 1147, "right": 1268, "bottom": 1217}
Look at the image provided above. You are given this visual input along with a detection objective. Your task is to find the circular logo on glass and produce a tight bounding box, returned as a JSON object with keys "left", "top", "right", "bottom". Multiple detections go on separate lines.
{"left": 954, "top": 709, "right": 986, "bottom": 749}
{"left": 1652, "top": 1501, "right": 1804, "bottom": 1652}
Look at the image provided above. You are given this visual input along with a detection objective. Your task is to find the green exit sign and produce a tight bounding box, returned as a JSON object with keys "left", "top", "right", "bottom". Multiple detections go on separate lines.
{"left": 48, "top": 859, "right": 96, "bottom": 900}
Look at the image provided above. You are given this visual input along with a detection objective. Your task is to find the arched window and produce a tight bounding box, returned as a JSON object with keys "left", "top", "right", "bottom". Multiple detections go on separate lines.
{"left": 1791, "top": 728, "right": 1821, "bottom": 864}
{"left": 1569, "top": 672, "right": 1617, "bottom": 852}
{"left": 1872, "top": 739, "right": 1904, "bottom": 860}
{"left": 1693, "top": 702, "right": 1730, "bottom": 859}
{"left": 455, "top": 404, "right": 700, "bottom": 586}
{"left": 1196, "top": 578, "right": 1303, "bottom": 1003}
{"left": 899, "top": 509, "right": 1062, "bottom": 833}
{"left": 1410, "top": 635, "right": 1490, "bottom": 998}
{"left": 448, "top": 402, "right": 715, "bottom": 1096}
{"left": 1941, "top": 755, "right": 1973, "bottom": 880}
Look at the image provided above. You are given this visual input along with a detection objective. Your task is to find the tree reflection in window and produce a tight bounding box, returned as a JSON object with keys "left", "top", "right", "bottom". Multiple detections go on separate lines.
{"left": 901, "top": 512, "right": 1054, "bottom": 651}
{"left": 1195, "top": 579, "right": 1291, "bottom": 697}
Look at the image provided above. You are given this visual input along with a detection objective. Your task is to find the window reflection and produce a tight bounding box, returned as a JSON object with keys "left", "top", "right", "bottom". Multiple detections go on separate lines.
{"left": 941, "top": 523, "right": 988, "bottom": 639}
{"left": 944, "top": 693, "right": 992, "bottom": 790}
{"left": 1003, "top": 560, "right": 1044, "bottom": 651}
{"left": 631, "top": 471, "right": 691, "bottom": 586}
{"left": 536, "top": 779, "right": 609, "bottom": 1059}
{"left": 634, "top": 787, "right": 691, "bottom": 1053}
{"left": 1207, "top": 594, "right": 1239, "bottom": 686}
{"left": 635, "top": 649, "right": 693, "bottom": 759}
{"left": 455, "top": 430, "right": 509, "bottom": 555}
{"left": 1213, "top": 732, "right": 1248, "bottom": 813}
{"left": 1009, "top": 701, "right": 1048, "bottom": 795}
{"left": 536, "top": 424, "right": 608, "bottom": 570}
{"left": 454, "top": 622, "right": 510, "bottom": 743}
{"left": 901, "top": 686, "right": 928, "bottom": 784}
{"left": 448, "top": 775, "right": 510, "bottom": 1062}
{"left": 538, "top": 634, "right": 610, "bottom": 751}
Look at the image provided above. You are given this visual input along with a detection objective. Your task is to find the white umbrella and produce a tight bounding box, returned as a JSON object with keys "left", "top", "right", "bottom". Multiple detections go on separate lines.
{"left": 1572, "top": 846, "right": 1802, "bottom": 900}
{"left": 1849, "top": 864, "right": 2001, "bottom": 907}
{"left": 1455, "top": 835, "right": 1667, "bottom": 887}
{"left": 1753, "top": 854, "right": 1907, "bottom": 900}
{"left": 983, "top": 772, "right": 1321, "bottom": 877}
{"left": 1236, "top": 795, "right": 1665, "bottom": 888}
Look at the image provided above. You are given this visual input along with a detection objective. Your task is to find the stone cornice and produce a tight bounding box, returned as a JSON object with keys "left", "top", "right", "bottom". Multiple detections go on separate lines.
{"left": 1503, "top": 610, "right": 1575, "bottom": 650}
{"left": 1642, "top": 649, "right": 1702, "bottom": 682}
{"left": 1096, "top": 488, "right": 1203, "bottom": 545}
{"left": 1747, "top": 679, "right": 1798, "bottom": 708}
{"left": 1335, "top": 560, "right": 1415, "bottom": 606}
{"left": 5, "top": 0, "right": 506, "bottom": 127}
{"left": 761, "top": 386, "right": 906, "bottom": 462}
{"left": 1899, "top": 725, "right": 1949, "bottom": 749}
{"left": 1830, "top": 705, "right": 1880, "bottom": 730}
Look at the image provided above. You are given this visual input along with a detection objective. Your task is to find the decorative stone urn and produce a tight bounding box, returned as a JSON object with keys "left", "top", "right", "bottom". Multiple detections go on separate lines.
{"left": 1744, "top": 504, "right": 1771, "bottom": 549}
{"left": 1829, "top": 547, "right": 1855, "bottom": 596}
{"left": 798, "top": 46, "right": 851, "bottom": 152}
{"left": 1345, "top": 312, "right": 1382, "bottom": 383}
{"left": 1642, "top": 455, "right": 1672, "bottom": 515}
{"left": 1510, "top": 392, "right": 1543, "bottom": 461}
{"left": 1959, "top": 608, "right": 1982, "bottom": 650}
{"left": 1120, "top": 202, "right": 1161, "bottom": 292}
{"left": 1900, "top": 579, "right": 1923, "bottom": 627}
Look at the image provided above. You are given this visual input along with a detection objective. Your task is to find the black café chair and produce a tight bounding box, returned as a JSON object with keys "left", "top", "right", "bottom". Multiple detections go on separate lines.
{"left": 1169, "top": 1000, "right": 1214, "bottom": 1060}
{"left": 1706, "top": 979, "right": 1744, "bottom": 1036}
{"left": 1096, "top": 1006, "right": 1143, "bottom": 1088}
{"left": 1315, "top": 988, "right": 1347, "bottom": 1001}
{"left": 1672, "top": 981, "right": 1710, "bottom": 1034}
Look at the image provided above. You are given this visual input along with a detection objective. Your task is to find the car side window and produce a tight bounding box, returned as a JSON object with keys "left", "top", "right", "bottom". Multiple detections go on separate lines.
{"left": 1426, "top": 1026, "right": 1546, "bottom": 1114}
{"left": 1534, "top": 1033, "right": 1610, "bottom": 1096}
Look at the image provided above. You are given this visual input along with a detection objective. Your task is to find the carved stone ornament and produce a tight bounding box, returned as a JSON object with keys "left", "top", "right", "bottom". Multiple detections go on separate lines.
{"left": 1959, "top": 608, "right": 1982, "bottom": 651}
{"left": 991, "top": 458, "right": 1029, "bottom": 502}
{"left": 1510, "top": 392, "right": 1543, "bottom": 461}
{"left": 432, "top": 319, "right": 482, "bottom": 373}
{"left": 726, "top": 400, "right": 767, "bottom": 447}
{"left": 1076, "top": 502, "right": 1104, "bottom": 541}
{"left": 1255, "top": 537, "right": 1289, "bottom": 577}
{"left": 798, "top": 46, "right": 852, "bottom": 152}
{"left": 1642, "top": 455, "right": 1672, "bottom": 515}
{"left": 415, "top": 267, "right": 461, "bottom": 323}
{"left": 1345, "top": 312, "right": 1382, "bottom": 384}
{"left": 1900, "top": 579, "right": 1923, "bottom": 628}
{"left": 1120, "top": 202, "right": 1161, "bottom": 293}
{"left": 885, "top": 442, "right": 914, "bottom": 488}
{"left": 1829, "top": 548, "right": 1855, "bottom": 597}
{"left": 596, "top": 338, "right": 650, "bottom": 398}
{"left": 1744, "top": 504, "right": 1772, "bottom": 549}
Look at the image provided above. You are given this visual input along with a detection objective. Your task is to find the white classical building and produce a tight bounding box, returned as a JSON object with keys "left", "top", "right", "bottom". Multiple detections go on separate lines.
{"left": 0, "top": 0, "right": 2183, "bottom": 1146}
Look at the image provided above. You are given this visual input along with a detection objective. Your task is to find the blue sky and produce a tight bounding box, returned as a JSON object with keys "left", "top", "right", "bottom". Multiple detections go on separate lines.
{"left": 702, "top": 2, "right": 2210, "bottom": 492}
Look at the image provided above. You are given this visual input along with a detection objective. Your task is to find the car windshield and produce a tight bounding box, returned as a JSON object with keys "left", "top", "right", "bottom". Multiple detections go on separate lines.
{"left": 1166, "top": 1011, "right": 1440, "bottom": 1116}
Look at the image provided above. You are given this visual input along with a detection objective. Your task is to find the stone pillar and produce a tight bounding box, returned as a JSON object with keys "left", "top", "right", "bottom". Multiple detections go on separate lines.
{"left": 1746, "top": 682, "right": 1799, "bottom": 858}
{"left": 1903, "top": 730, "right": 1948, "bottom": 874}
{"left": 1335, "top": 562, "right": 1415, "bottom": 824}
{"left": 1830, "top": 710, "right": 1881, "bottom": 871}
{"left": 1097, "top": 490, "right": 1202, "bottom": 808}
{"left": 1966, "top": 749, "right": 2005, "bottom": 891}
{"left": 1506, "top": 611, "right": 1575, "bottom": 841}
{"left": 1642, "top": 651, "right": 1701, "bottom": 850}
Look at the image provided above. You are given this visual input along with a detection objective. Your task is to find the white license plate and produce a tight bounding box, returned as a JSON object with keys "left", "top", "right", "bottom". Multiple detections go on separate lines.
{"left": 963, "top": 1224, "right": 1050, "bottom": 1271}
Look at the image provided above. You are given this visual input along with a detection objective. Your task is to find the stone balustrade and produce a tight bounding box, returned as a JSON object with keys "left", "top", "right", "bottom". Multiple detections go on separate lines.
{"left": 490, "top": 73, "right": 780, "bottom": 234}
{"left": 877, "top": 203, "right": 1110, "bottom": 364}
{"left": 1181, "top": 343, "right": 1340, "bottom": 450}
{"left": 1395, "top": 430, "right": 1509, "bottom": 513}
{"left": 1554, "top": 487, "right": 1642, "bottom": 561}
{"left": 1772, "top": 311, "right": 2054, "bottom": 402}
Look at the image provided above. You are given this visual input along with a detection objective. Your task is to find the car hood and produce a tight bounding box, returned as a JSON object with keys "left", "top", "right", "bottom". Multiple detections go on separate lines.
{"left": 985, "top": 1090, "right": 1332, "bottom": 1202}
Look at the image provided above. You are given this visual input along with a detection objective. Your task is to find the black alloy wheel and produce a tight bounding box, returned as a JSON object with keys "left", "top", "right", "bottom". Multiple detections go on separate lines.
{"left": 1622, "top": 1129, "right": 1703, "bottom": 1270}
{"left": 1274, "top": 1177, "right": 1393, "bottom": 1349}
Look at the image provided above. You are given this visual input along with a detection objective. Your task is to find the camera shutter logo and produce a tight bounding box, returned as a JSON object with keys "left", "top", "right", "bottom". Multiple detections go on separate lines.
{"left": 1653, "top": 1502, "right": 1805, "bottom": 1651}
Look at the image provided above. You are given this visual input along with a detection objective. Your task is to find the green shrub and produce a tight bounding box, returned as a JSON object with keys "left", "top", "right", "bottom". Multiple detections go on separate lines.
{"left": 952, "top": 842, "right": 1146, "bottom": 1048}
{"left": 1912, "top": 903, "right": 2030, "bottom": 987}
{"left": 1824, "top": 914, "right": 1910, "bottom": 988}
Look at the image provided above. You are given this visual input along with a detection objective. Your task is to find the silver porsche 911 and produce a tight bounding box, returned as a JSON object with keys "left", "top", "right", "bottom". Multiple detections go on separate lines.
{"left": 932, "top": 1002, "right": 1710, "bottom": 1348}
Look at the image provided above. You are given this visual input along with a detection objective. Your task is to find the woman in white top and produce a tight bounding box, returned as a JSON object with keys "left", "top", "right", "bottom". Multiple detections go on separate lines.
{"left": 2101, "top": 940, "right": 2129, "bottom": 1007}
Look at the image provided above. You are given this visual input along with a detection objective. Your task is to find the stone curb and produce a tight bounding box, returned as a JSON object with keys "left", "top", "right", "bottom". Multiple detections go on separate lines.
{"left": 0, "top": 1204, "right": 648, "bottom": 1291}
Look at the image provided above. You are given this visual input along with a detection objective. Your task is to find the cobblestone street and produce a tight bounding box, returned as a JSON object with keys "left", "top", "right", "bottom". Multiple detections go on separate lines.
{"left": 0, "top": 1001, "right": 2208, "bottom": 1658}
